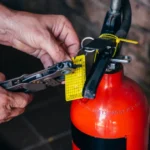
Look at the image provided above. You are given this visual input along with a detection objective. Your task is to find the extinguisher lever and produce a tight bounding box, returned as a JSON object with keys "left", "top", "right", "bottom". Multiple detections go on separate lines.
{"left": 82, "top": 47, "right": 114, "bottom": 99}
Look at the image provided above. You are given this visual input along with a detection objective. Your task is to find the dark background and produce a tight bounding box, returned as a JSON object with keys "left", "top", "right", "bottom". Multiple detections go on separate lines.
{"left": 0, "top": 0, "right": 150, "bottom": 150}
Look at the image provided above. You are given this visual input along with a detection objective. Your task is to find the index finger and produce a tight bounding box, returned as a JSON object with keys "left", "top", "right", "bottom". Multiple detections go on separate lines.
{"left": 45, "top": 15, "right": 80, "bottom": 57}
{"left": 59, "top": 22, "right": 80, "bottom": 57}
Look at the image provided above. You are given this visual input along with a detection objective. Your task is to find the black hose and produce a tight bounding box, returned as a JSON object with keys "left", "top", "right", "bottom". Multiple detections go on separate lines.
{"left": 116, "top": 0, "right": 132, "bottom": 38}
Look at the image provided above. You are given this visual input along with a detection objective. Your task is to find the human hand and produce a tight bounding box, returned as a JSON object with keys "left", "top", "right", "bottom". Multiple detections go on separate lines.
{"left": 0, "top": 72, "right": 33, "bottom": 124}
{"left": 0, "top": 5, "right": 80, "bottom": 68}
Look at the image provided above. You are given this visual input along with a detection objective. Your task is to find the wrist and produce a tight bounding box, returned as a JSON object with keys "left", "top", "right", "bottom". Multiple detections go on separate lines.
{"left": 0, "top": 4, "right": 16, "bottom": 45}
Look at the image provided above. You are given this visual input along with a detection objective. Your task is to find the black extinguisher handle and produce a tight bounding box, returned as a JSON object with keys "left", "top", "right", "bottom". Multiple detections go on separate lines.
{"left": 82, "top": 48, "right": 114, "bottom": 99}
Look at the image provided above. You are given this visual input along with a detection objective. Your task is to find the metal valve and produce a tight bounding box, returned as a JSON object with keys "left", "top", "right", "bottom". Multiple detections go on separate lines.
{"left": 107, "top": 55, "right": 131, "bottom": 70}
{"left": 80, "top": 36, "right": 133, "bottom": 99}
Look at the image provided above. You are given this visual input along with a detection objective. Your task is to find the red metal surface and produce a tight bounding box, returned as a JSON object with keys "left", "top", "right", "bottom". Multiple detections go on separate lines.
{"left": 70, "top": 66, "right": 149, "bottom": 150}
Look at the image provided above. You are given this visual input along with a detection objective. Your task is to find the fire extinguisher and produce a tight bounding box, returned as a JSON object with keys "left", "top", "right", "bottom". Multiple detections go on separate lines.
{"left": 70, "top": 0, "right": 150, "bottom": 150}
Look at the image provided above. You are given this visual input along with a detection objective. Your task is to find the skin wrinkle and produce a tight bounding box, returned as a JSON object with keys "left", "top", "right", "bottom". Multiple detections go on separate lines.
{"left": 51, "top": 16, "right": 79, "bottom": 56}
{"left": 0, "top": 111, "right": 7, "bottom": 120}
{"left": 62, "top": 32, "right": 72, "bottom": 57}
{"left": 37, "top": 50, "right": 47, "bottom": 59}
{"left": 0, "top": 30, "right": 13, "bottom": 44}
{"left": 52, "top": 22, "right": 73, "bottom": 59}
{"left": 32, "top": 49, "right": 43, "bottom": 58}
{"left": 5, "top": 104, "right": 12, "bottom": 112}
{"left": 57, "top": 23, "right": 79, "bottom": 56}
{"left": 0, "top": 29, "right": 12, "bottom": 45}
{"left": 0, "top": 41, "right": 11, "bottom": 46}
{"left": 34, "top": 28, "right": 68, "bottom": 63}
{"left": 30, "top": 28, "right": 45, "bottom": 48}
{"left": 0, "top": 28, "right": 6, "bottom": 34}
{"left": 11, "top": 14, "right": 43, "bottom": 48}
{"left": 0, "top": 94, "right": 9, "bottom": 106}
{"left": 1, "top": 12, "right": 78, "bottom": 62}
{"left": 48, "top": 37, "right": 61, "bottom": 54}
{"left": 54, "top": 20, "right": 69, "bottom": 45}
{"left": 8, "top": 92, "right": 32, "bottom": 108}
{"left": 54, "top": 20, "right": 66, "bottom": 40}
{"left": 0, "top": 6, "right": 15, "bottom": 30}
{"left": 43, "top": 36, "right": 67, "bottom": 62}
{"left": 0, "top": 77, "right": 32, "bottom": 122}
{"left": 12, "top": 39, "right": 32, "bottom": 54}
{"left": 3, "top": 105, "right": 10, "bottom": 114}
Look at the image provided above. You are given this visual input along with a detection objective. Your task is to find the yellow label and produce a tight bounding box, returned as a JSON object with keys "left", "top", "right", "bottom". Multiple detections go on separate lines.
{"left": 65, "top": 55, "right": 86, "bottom": 101}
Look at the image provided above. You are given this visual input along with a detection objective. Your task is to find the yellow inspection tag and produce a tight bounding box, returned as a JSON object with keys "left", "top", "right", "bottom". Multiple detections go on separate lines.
{"left": 65, "top": 55, "right": 86, "bottom": 101}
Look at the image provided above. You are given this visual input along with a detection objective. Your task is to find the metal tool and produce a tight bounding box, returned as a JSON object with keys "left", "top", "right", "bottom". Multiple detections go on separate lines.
{"left": 0, "top": 61, "right": 81, "bottom": 93}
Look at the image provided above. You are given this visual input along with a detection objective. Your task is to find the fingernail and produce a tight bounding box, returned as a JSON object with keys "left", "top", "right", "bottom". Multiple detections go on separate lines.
{"left": 70, "top": 52, "right": 78, "bottom": 58}
{"left": 61, "top": 81, "right": 65, "bottom": 84}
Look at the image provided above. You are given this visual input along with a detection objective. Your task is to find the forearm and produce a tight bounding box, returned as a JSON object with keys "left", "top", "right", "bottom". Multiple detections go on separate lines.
{"left": 0, "top": 4, "right": 16, "bottom": 46}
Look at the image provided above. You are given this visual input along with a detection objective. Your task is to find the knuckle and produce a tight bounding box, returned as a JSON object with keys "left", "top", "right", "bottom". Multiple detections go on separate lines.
{"left": 42, "top": 30, "right": 51, "bottom": 41}
{"left": 29, "top": 27, "right": 46, "bottom": 44}
{"left": 58, "top": 15, "right": 68, "bottom": 22}
{"left": 36, "top": 29, "right": 51, "bottom": 44}
{"left": 33, "top": 29, "right": 44, "bottom": 41}
{"left": 19, "top": 100, "right": 28, "bottom": 108}
{"left": 59, "top": 15, "right": 72, "bottom": 28}
{"left": 57, "top": 15, "right": 70, "bottom": 26}
{"left": 19, "top": 94, "right": 30, "bottom": 108}
{"left": 33, "top": 28, "right": 42, "bottom": 37}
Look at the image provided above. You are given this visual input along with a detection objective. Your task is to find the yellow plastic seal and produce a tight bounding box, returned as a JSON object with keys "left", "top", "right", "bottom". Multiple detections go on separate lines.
{"left": 94, "top": 33, "right": 138, "bottom": 61}
{"left": 100, "top": 34, "right": 138, "bottom": 57}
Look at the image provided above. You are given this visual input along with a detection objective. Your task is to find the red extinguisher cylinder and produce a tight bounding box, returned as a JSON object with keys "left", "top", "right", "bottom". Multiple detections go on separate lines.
{"left": 70, "top": 65, "right": 149, "bottom": 150}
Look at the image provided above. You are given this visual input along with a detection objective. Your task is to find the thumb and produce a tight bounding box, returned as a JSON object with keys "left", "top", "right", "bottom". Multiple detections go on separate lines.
{"left": 0, "top": 72, "right": 6, "bottom": 81}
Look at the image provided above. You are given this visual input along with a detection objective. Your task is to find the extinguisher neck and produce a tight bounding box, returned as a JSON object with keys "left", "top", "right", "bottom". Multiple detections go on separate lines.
{"left": 99, "top": 63, "right": 123, "bottom": 89}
